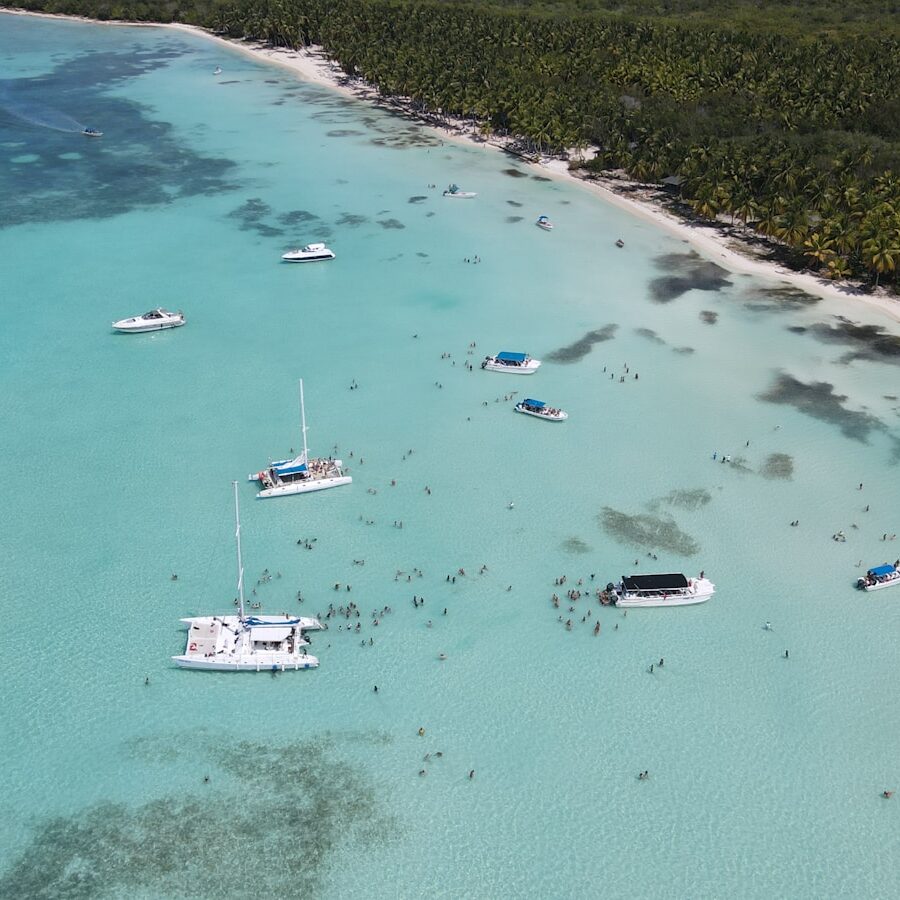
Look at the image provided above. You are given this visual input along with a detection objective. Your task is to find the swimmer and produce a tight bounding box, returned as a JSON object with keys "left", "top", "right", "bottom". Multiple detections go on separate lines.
{"left": 469, "top": 770, "right": 475, "bottom": 779}
{"left": 171, "top": 573, "right": 178, "bottom": 581}
{"left": 764, "top": 622, "right": 772, "bottom": 631}
{"left": 883, "top": 790, "right": 894, "bottom": 799}
{"left": 418, "top": 727, "right": 425, "bottom": 736}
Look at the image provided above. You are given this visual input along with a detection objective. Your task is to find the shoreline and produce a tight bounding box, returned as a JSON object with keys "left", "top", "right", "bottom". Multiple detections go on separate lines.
{"left": 4, "top": 7, "right": 900, "bottom": 326}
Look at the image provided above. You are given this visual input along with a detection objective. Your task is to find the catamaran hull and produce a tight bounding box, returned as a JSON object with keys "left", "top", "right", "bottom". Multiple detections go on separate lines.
{"left": 443, "top": 192, "right": 477, "bottom": 199}
{"left": 515, "top": 407, "right": 567, "bottom": 421}
{"left": 253, "top": 474, "right": 352, "bottom": 498}
{"left": 172, "top": 655, "right": 319, "bottom": 671}
{"left": 483, "top": 362, "right": 541, "bottom": 374}
{"left": 859, "top": 578, "right": 900, "bottom": 592}
{"left": 614, "top": 592, "right": 712, "bottom": 608}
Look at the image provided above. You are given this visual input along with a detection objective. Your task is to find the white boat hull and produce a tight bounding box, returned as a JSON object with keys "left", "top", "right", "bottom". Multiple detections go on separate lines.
{"left": 859, "top": 576, "right": 900, "bottom": 592}
{"left": 515, "top": 406, "right": 567, "bottom": 421}
{"left": 172, "top": 654, "right": 319, "bottom": 671}
{"left": 113, "top": 320, "right": 185, "bottom": 333}
{"left": 483, "top": 361, "right": 541, "bottom": 374}
{"left": 614, "top": 578, "right": 715, "bottom": 608}
{"left": 443, "top": 192, "right": 477, "bottom": 199}
{"left": 253, "top": 474, "right": 353, "bottom": 498}
{"left": 536, "top": 223, "right": 553, "bottom": 231}
{"left": 281, "top": 253, "right": 335, "bottom": 263}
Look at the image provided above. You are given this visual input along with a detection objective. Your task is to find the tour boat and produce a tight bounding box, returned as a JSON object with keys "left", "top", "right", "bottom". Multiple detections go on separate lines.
{"left": 536, "top": 215, "right": 554, "bottom": 231}
{"left": 481, "top": 351, "right": 541, "bottom": 374}
{"left": 443, "top": 183, "right": 477, "bottom": 199}
{"left": 82, "top": 127, "right": 102, "bottom": 137}
{"left": 112, "top": 308, "right": 185, "bottom": 332}
{"left": 173, "top": 482, "right": 323, "bottom": 671}
{"left": 249, "top": 379, "right": 351, "bottom": 498}
{"left": 281, "top": 242, "right": 335, "bottom": 263}
{"left": 514, "top": 398, "right": 567, "bottom": 421}
{"left": 607, "top": 573, "right": 715, "bottom": 608}
{"left": 856, "top": 564, "right": 900, "bottom": 592}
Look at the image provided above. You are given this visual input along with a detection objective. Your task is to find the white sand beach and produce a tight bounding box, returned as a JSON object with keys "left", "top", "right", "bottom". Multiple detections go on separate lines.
{"left": 5, "top": 8, "right": 900, "bottom": 325}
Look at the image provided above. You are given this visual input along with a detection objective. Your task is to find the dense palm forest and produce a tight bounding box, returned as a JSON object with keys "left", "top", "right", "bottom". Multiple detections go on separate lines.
{"left": 9, "top": 0, "right": 900, "bottom": 289}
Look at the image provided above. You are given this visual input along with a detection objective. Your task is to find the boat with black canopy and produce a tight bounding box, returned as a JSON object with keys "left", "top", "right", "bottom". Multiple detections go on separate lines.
{"left": 608, "top": 572, "right": 715, "bottom": 608}
{"left": 856, "top": 563, "right": 900, "bottom": 592}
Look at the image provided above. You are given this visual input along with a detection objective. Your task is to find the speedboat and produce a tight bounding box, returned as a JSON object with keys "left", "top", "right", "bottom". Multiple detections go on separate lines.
{"left": 82, "top": 127, "right": 103, "bottom": 137}
{"left": 443, "top": 183, "right": 477, "bottom": 199}
{"left": 173, "top": 482, "right": 323, "bottom": 671}
{"left": 515, "top": 398, "right": 567, "bottom": 421}
{"left": 481, "top": 351, "right": 541, "bottom": 374}
{"left": 249, "top": 379, "right": 352, "bottom": 498}
{"left": 214, "top": 66, "right": 222, "bottom": 75}
{"left": 112, "top": 308, "right": 185, "bottom": 332}
{"left": 281, "top": 242, "right": 335, "bottom": 263}
{"left": 857, "top": 564, "right": 900, "bottom": 592}
{"left": 536, "top": 215, "right": 554, "bottom": 231}
{"left": 607, "top": 573, "right": 715, "bottom": 608}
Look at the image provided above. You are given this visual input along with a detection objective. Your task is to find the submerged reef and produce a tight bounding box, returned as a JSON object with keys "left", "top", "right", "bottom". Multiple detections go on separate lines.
{"left": 599, "top": 507, "right": 700, "bottom": 556}
{"left": 546, "top": 325, "right": 618, "bottom": 363}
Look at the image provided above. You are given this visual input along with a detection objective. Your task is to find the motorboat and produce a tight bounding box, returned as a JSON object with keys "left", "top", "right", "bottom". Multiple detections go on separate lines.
{"left": 82, "top": 127, "right": 103, "bottom": 137}
{"left": 281, "top": 242, "right": 335, "bottom": 263}
{"left": 443, "top": 183, "right": 477, "bottom": 199}
{"left": 515, "top": 398, "right": 567, "bottom": 421}
{"left": 607, "top": 573, "right": 715, "bottom": 608}
{"left": 857, "top": 564, "right": 900, "bottom": 592}
{"left": 536, "top": 215, "right": 554, "bottom": 231}
{"left": 481, "top": 351, "right": 541, "bottom": 374}
{"left": 173, "top": 482, "right": 323, "bottom": 672}
{"left": 214, "top": 66, "right": 222, "bottom": 75}
{"left": 249, "top": 379, "right": 352, "bottom": 498}
{"left": 112, "top": 308, "right": 185, "bottom": 332}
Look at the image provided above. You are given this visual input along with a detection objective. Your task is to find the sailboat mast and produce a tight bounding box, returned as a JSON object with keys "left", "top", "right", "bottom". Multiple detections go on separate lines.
{"left": 233, "top": 480, "right": 245, "bottom": 618}
{"left": 299, "top": 378, "right": 309, "bottom": 461}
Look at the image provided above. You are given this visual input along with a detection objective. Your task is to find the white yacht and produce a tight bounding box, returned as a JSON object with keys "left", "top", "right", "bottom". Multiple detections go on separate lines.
{"left": 112, "top": 308, "right": 185, "bottom": 332}
{"left": 173, "top": 482, "right": 323, "bottom": 671}
{"left": 514, "top": 398, "right": 567, "bottom": 421}
{"left": 249, "top": 379, "right": 351, "bottom": 498}
{"left": 482, "top": 351, "right": 541, "bottom": 374}
{"left": 281, "top": 242, "right": 335, "bottom": 263}
{"left": 857, "top": 564, "right": 900, "bottom": 592}
{"left": 443, "top": 183, "right": 477, "bottom": 199}
{"left": 536, "top": 215, "right": 554, "bottom": 231}
{"left": 608, "top": 573, "right": 715, "bottom": 608}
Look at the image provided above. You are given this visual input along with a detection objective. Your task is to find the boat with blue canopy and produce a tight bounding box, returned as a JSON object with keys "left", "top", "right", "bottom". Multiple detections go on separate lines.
{"left": 173, "top": 482, "right": 323, "bottom": 671}
{"left": 515, "top": 398, "right": 567, "bottom": 420}
{"left": 857, "top": 563, "right": 900, "bottom": 592}
{"left": 536, "top": 215, "right": 554, "bottom": 231}
{"left": 249, "top": 379, "right": 351, "bottom": 498}
{"left": 482, "top": 351, "right": 541, "bottom": 374}
{"left": 443, "top": 183, "right": 477, "bottom": 199}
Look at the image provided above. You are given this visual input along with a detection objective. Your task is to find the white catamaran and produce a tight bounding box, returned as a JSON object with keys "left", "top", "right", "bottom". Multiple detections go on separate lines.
{"left": 173, "top": 482, "right": 323, "bottom": 671}
{"left": 249, "top": 379, "right": 351, "bottom": 498}
{"left": 607, "top": 573, "right": 715, "bottom": 608}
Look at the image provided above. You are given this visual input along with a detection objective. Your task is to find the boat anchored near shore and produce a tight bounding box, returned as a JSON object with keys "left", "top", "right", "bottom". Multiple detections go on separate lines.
{"left": 173, "top": 482, "right": 323, "bottom": 671}
{"left": 249, "top": 379, "right": 351, "bottom": 498}
{"left": 607, "top": 573, "right": 715, "bottom": 608}
{"left": 443, "top": 183, "right": 477, "bottom": 199}
{"left": 515, "top": 398, "right": 567, "bottom": 421}
{"left": 857, "top": 563, "right": 900, "bottom": 592}
{"left": 482, "top": 351, "right": 541, "bottom": 374}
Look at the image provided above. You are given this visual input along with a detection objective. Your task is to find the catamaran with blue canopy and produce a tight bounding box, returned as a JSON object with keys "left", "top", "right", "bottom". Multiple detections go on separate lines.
{"left": 515, "top": 398, "right": 568, "bottom": 421}
{"left": 249, "top": 379, "right": 351, "bottom": 498}
{"left": 482, "top": 351, "right": 542, "bottom": 374}
{"left": 857, "top": 563, "right": 900, "bottom": 592}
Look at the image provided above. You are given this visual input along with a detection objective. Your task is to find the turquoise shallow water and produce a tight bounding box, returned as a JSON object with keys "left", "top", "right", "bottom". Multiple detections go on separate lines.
{"left": 2, "top": 13, "right": 900, "bottom": 899}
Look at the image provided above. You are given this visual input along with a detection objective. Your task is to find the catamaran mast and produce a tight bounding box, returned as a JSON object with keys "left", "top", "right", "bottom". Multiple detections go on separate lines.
{"left": 233, "top": 480, "right": 245, "bottom": 619}
{"left": 299, "top": 378, "right": 309, "bottom": 462}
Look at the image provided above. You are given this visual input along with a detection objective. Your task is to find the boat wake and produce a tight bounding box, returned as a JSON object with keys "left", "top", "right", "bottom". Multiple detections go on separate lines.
{"left": 0, "top": 88, "right": 85, "bottom": 133}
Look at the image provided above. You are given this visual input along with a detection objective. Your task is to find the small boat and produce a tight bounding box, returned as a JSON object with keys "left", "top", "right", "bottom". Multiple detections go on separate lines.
{"left": 214, "top": 66, "right": 222, "bottom": 75}
{"left": 173, "top": 482, "right": 323, "bottom": 671}
{"left": 249, "top": 379, "right": 351, "bottom": 498}
{"left": 536, "top": 215, "right": 554, "bottom": 231}
{"left": 281, "top": 242, "right": 335, "bottom": 263}
{"left": 857, "top": 564, "right": 900, "bottom": 592}
{"left": 515, "top": 398, "right": 567, "bottom": 421}
{"left": 615, "top": 239, "right": 625, "bottom": 248}
{"left": 443, "top": 183, "right": 477, "bottom": 199}
{"left": 607, "top": 573, "right": 715, "bottom": 608}
{"left": 112, "top": 308, "right": 185, "bottom": 332}
{"left": 481, "top": 351, "right": 541, "bottom": 374}
{"left": 82, "top": 127, "right": 103, "bottom": 137}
